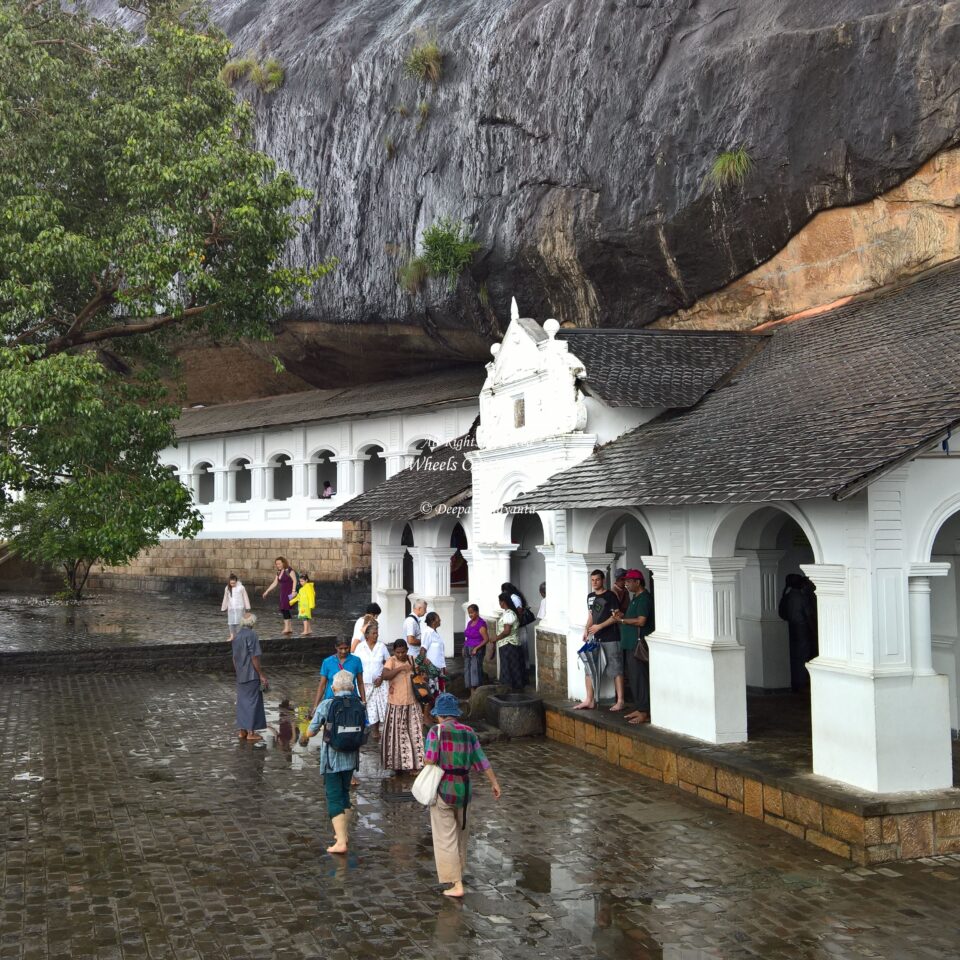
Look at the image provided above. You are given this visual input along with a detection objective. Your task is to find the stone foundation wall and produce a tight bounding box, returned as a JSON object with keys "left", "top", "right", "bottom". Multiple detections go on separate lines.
{"left": 545, "top": 705, "right": 960, "bottom": 864}
{"left": 535, "top": 628, "right": 567, "bottom": 696}
{"left": 87, "top": 522, "right": 371, "bottom": 610}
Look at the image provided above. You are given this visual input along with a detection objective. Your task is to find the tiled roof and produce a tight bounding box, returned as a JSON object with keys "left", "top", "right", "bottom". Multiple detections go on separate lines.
{"left": 326, "top": 421, "right": 477, "bottom": 523}
{"left": 555, "top": 328, "right": 765, "bottom": 407}
{"left": 511, "top": 261, "right": 960, "bottom": 510}
{"left": 174, "top": 366, "right": 484, "bottom": 439}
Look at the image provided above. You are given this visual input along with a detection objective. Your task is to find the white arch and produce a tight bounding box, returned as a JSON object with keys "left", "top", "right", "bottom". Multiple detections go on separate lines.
{"left": 708, "top": 501, "right": 824, "bottom": 563}
{"left": 583, "top": 507, "right": 658, "bottom": 556}
{"left": 308, "top": 444, "right": 340, "bottom": 460}
{"left": 917, "top": 491, "right": 960, "bottom": 562}
{"left": 189, "top": 458, "right": 214, "bottom": 474}
{"left": 356, "top": 440, "right": 387, "bottom": 458}
{"left": 265, "top": 449, "right": 294, "bottom": 464}
{"left": 406, "top": 435, "right": 438, "bottom": 454}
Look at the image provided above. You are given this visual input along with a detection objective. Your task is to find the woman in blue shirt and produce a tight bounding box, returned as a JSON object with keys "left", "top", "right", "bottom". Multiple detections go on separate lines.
{"left": 301, "top": 669, "right": 366, "bottom": 854}
{"left": 311, "top": 638, "right": 365, "bottom": 713}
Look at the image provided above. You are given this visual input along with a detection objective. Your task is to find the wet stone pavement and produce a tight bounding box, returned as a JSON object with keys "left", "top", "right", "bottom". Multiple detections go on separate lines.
{"left": 2, "top": 668, "right": 960, "bottom": 959}
{"left": 0, "top": 593, "right": 347, "bottom": 653}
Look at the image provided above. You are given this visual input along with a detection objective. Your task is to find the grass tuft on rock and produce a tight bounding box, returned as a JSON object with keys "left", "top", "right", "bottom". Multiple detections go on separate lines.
{"left": 708, "top": 147, "right": 752, "bottom": 189}
{"left": 405, "top": 40, "right": 443, "bottom": 84}
{"left": 398, "top": 256, "right": 430, "bottom": 294}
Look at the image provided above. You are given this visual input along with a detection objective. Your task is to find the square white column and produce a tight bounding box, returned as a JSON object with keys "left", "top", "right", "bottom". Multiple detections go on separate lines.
{"left": 648, "top": 556, "right": 747, "bottom": 744}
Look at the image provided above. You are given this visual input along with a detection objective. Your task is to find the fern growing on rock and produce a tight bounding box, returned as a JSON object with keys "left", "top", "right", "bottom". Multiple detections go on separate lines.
{"left": 421, "top": 218, "right": 480, "bottom": 290}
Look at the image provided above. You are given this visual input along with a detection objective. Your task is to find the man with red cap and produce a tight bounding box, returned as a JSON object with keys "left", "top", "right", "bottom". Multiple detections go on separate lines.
{"left": 615, "top": 569, "right": 653, "bottom": 724}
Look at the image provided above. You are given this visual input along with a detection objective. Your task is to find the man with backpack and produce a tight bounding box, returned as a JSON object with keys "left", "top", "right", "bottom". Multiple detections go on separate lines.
{"left": 301, "top": 669, "right": 369, "bottom": 854}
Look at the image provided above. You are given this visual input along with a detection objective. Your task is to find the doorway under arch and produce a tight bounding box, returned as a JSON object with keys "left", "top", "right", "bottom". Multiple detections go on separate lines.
{"left": 363, "top": 445, "right": 386, "bottom": 492}
{"left": 928, "top": 511, "right": 960, "bottom": 732}
{"left": 401, "top": 523, "right": 414, "bottom": 617}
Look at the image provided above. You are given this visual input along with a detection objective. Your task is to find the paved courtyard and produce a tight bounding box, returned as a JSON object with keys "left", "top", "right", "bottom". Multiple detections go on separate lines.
{"left": 0, "top": 592, "right": 347, "bottom": 653}
{"left": 2, "top": 666, "right": 960, "bottom": 960}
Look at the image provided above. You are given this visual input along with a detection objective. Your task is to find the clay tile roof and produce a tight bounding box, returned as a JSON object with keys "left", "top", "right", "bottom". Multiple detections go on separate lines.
{"left": 555, "top": 328, "right": 766, "bottom": 407}
{"left": 174, "top": 366, "right": 485, "bottom": 439}
{"left": 511, "top": 261, "right": 960, "bottom": 510}
{"left": 326, "top": 421, "right": 478, "bottom": 523}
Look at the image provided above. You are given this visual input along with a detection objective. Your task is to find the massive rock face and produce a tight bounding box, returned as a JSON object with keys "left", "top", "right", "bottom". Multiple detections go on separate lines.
{"left": 96, "top": 0, "right": 960, "bottom": 386}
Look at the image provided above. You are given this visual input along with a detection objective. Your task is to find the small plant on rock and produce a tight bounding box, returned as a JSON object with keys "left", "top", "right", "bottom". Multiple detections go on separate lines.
{"left": 421, "top": 218, "right": 481, "bottom": 290}
{"left": 398, "top": 256, "right": 430, "bottom": 295}
{"left": 405, "top": 40, "right": 443, "bottom": 84}
{"left": 708, "top": 147, "right": 752, "bottom": 189}
{"left": 220, "top": 53, "right": 285, "bottom": 93}
{"left": 384, "top": 135, "right": 396, "bottom": 160}
{"left": 416, "top": 100, "right": 430, "bottom": 130}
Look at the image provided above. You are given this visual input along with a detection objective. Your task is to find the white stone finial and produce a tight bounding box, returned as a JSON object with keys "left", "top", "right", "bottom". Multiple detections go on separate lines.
{"left": 510, "top": 297, "right": 519, "bottom": 322}
{"left": 490, "top": 343, "right": 501, "bottom": 358}
{"left": 543, "top": 318, "right": 559, "bottom": 339}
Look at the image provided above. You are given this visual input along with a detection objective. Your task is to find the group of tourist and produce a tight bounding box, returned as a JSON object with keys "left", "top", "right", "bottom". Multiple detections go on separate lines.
{"left": 227, "top": 591, "right": 500, "bottom": 897}
{"left": 575, "top": 567, "right": 654, "bottom": 724}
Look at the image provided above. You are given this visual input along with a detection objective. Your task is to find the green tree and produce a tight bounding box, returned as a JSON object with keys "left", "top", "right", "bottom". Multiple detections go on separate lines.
{"left": 0, "top": 1, "right": 333, "bottom": 595}
{"left": 0, "top": 349, "right": 201, "bottom": 598}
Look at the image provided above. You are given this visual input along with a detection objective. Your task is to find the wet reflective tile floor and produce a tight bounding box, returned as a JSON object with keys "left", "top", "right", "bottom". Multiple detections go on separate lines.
{"left": 0, "top": 593, "right": 347, "bottom": 653}
{"left": 2, "top": 668, "right": 959, "bottom": 960}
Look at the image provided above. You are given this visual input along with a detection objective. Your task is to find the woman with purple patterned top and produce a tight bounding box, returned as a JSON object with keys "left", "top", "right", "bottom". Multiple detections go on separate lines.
{"left": 462, "top": 604, "right": 490, "bottom": 692}
{"left": 261, "top": 556, "right": 295, "bottom": 636}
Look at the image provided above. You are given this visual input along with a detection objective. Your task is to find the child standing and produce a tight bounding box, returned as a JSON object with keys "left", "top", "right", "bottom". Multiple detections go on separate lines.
{"left": 291, "top": 572, "right": 315, "bottom": 636}
{"left": 221, "top": 573, "right": 251, "bottom": 641}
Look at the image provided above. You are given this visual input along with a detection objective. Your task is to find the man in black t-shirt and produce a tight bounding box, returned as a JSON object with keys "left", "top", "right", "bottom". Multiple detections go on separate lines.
{"left": 573, "top": 569, "right": 626, "bottom": 711}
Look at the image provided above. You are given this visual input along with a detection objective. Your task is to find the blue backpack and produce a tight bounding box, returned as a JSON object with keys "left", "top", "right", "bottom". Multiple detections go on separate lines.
{"left": 323, "top": 695, "right": 368, "bottom": 751}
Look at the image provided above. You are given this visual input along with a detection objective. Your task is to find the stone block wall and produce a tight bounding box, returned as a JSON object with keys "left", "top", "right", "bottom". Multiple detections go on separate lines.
{"left": 87, "top": 522, "right": 371, "bottom": 611}
{"left": 545, "top": 704, "right": 960, "bottom": 864}
{"left": 535, "top": 628, "right": 567, "bottom": 696}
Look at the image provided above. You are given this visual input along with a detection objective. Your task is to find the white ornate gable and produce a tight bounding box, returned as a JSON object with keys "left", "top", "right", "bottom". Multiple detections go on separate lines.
{"left": 476, "top": 299, "right": 587, "bottom": 450}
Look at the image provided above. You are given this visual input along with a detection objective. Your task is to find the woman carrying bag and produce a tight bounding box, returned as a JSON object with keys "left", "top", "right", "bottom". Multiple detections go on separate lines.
{"left": 420, "top": 693, "right": 501, "bottom": 898}
{"left": 379, "top": 639, "right": 425, "bottom": 775}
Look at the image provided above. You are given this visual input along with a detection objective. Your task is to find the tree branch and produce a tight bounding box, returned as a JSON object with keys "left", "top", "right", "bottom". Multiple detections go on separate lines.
{"left": 32, "top": 39, "right": 113, "bottom": 65}
{"left": 43, "top": 302, "right": 221, "bottom": 354}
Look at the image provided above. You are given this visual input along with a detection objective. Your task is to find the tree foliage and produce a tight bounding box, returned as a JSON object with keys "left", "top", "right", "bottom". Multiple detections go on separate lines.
{"left": 0, "top": 348, "right": 201, "bottom": 598}
{"left": 0, "top": 0, "right": 332, "bottom": 361}
{"left": 0, "top": 0, "right": 332, "bottom": 595}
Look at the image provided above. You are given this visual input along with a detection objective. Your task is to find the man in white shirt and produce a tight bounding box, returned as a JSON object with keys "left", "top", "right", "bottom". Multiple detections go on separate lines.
{"left": 404, "top": 599, "right": 426, "bottom": 660}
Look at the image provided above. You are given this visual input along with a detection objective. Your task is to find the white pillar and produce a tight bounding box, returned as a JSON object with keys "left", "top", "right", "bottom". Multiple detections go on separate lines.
{"left": 418, "top": 546, "right": 457, "bottom": 657}
{"left": 737, "top": 549, "right": 790, "bottom": 690}
{"left": 648, "top": 557, "right": 747, "bottom": 744}
{"left": 376, "top": 545, "right": 409, "bottom": 641}
{"left": 805, "top": 561, "right": 953, "bottom": 792}
{"left": 908, "top": 563, "right": 951, "bottom": 676}
{"left": 291, "top": 458, "right": 306, "bottom": 499}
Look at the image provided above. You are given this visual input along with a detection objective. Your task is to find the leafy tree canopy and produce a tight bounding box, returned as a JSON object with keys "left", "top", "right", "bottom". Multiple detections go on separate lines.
{"left": 0, "top": 0, "right": 331, "bottom": 360}
{"left": 0, "top": 0, "right": 332, "bottom": 595}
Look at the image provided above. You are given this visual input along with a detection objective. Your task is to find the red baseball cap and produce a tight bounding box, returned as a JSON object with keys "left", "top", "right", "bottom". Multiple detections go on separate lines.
{"left": 624, "top": 569, "right": 644, "bottom": 581}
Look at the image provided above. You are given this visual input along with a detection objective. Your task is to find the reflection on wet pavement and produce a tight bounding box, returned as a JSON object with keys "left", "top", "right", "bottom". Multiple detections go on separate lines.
{"left": 1, "top": 666, "right": 959, "bottom": 958}
{"left": 0, "top": 591, "right": 348, "bottom": 652}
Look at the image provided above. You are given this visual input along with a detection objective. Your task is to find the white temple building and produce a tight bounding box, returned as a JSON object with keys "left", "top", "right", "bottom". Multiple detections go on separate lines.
{"left": 329, "top": 263, "right": 960, "bottom": 798}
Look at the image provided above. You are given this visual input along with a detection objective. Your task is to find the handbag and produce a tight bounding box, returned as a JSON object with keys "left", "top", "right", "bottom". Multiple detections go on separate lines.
{"left": 411, "top": 756, "right": 444, "bottom": 806}
{"left": 634, "top": 637, "right": 650, "bottom": 663}
{"left": 519, "top": 606, "right": 536, "bottom": 627}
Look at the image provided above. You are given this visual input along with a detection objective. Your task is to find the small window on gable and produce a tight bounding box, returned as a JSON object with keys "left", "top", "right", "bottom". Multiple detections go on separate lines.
{"left": 513, "top": 395, "right": 525, "bottom": 429}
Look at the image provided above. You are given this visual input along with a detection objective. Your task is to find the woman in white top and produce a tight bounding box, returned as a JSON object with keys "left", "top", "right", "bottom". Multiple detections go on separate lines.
{"left": 221, "top": 573, "right": 251, "bottom": 641}
{"left": 355, "top": 618, "right": 390, "bottom": 734}
{"left": 422, "top": 612, "right": 446, "bottom": 671}
{"left": 351, "top": 602, "right": 382, "bottom": 650}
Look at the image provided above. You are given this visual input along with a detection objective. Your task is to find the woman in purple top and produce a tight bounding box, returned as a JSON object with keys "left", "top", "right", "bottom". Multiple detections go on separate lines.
{"left": 462, "top": 604, "right": 490, "bottom": 693}
{"left": 262, "top": 556, "right": 295, "bottom": 636}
